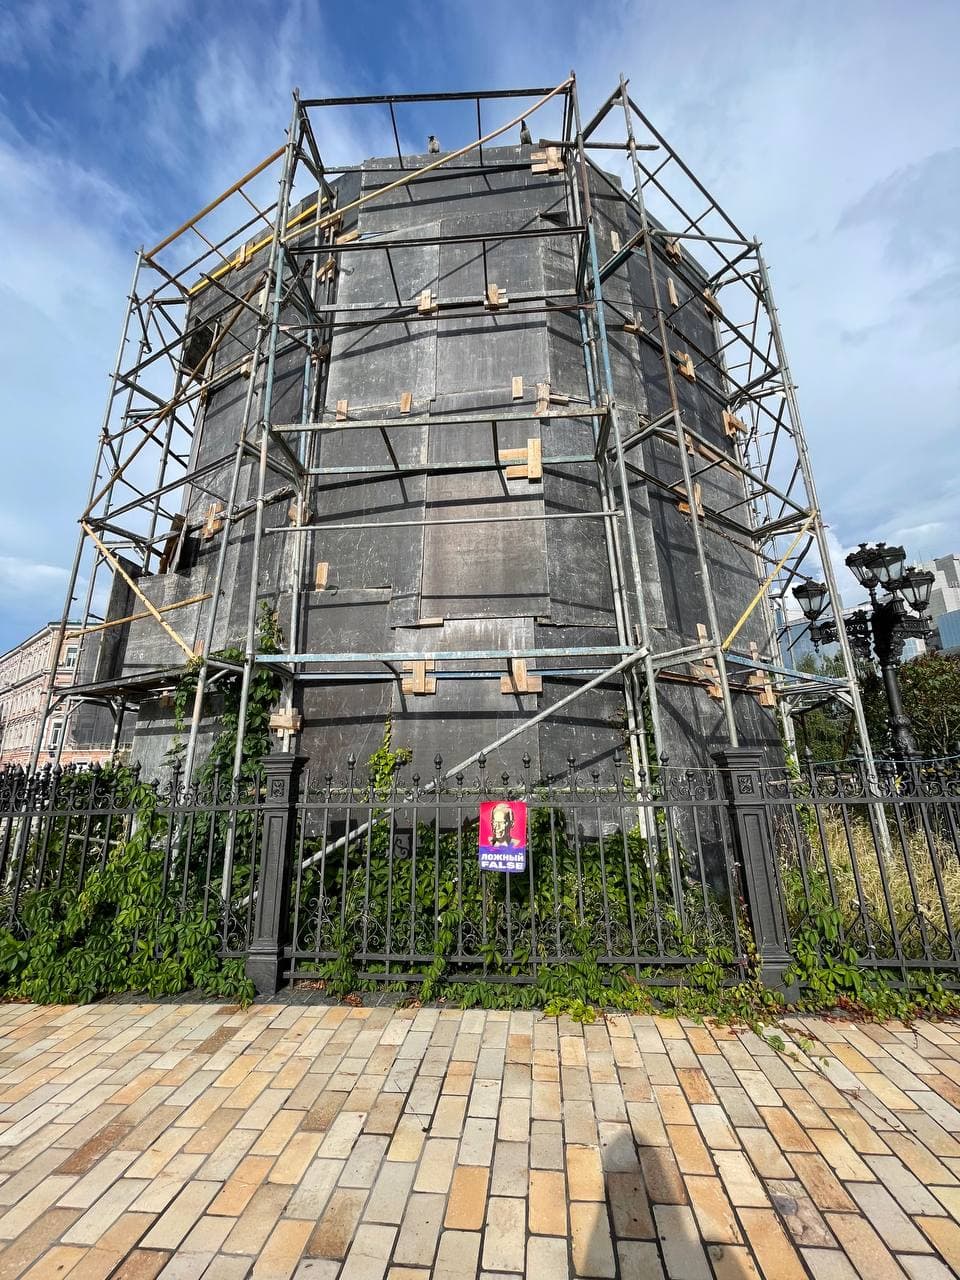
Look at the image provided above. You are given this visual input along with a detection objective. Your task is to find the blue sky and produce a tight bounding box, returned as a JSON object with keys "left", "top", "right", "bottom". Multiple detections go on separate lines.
{"left": 0, "top": 0, "right": 958, "bottom": 652}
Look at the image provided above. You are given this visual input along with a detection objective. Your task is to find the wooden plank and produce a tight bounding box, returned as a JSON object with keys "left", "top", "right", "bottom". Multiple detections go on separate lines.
{"left": 336, "top": 399, "right": 348, "bottom": 421}
{"left": 65, "top": 592, "right": 211, "bottom": 640}
{"left": 399, "top": 391, "right": 413, "bottom": 414}
{"left": 335, "top": 228, "right": 359, "bottom": 245}
{"left": 418, "top": 288, "right": 435, "bottom": 315}
{"left": 666, "top": 277, "right": 679, "bottom": 308}
{"left": 527, "top": 436, "right": 542, "bottom": 482}
{"left": 512, "top": 376, "right": 524, "bottom": 400}
{"left": 501, "top": 657, "right": 543, "bottom": 695}
{"left": 535, "top": 382, "right": 550, "bottom": 415}
{"left": 665, "top": 237, "right": 682, "bottom": 262}
{"left": 498, "top": 447, "right": 528, "bottom": 462}
{"left": 504, "top": 464, "right": 529, "bottom": 480}
{"left": 314, "top": 561, "right": 329, "bottom": 590}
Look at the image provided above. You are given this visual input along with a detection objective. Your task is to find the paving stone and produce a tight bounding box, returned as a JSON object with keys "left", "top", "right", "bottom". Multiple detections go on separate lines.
{"left": 307, "top": 1188, "right": 368, "bottom": 1260}
{"left": 363, "top": 1160, "right": 415, "bottom": 1225}
{"left": 618, "top": 1240, "right": 666, "bottom": 1280}
{"left": 736, "top": 1207, "right": 808, "bottom": 1280}
{"left": 765, "top": 1178, "right": 834, "bottom": 1249}
{"left": 847, "top": 1180, "right": 930, "bottom": 1252}
{"left": 799, "top": 1247, "right": 860, "bottom": 1280}
{"left": 530, "top": 1119, "right": 564, "bottom": 1170}
{"left": 565, "top": 1143, "right": 604, "bottom": 1200}
{"left": 412, "top": 1138, "right": 457, "bottom": 1193}
{"left": 490, "top": 1139, "right": 529, "bottom": 1196}
{"left": 787, "top": 1153, "right": 856, "bottom": 1212}
{"left": 528, "top": 1168, "right": 566, "bottom": 1235}
{"left": 685, "top": 1175, "right": 741, "bottom": 1243}
{"left": 526, "top": 1233, "right": 569, "bottom": 1280}
{"left": 915, "top": 1216, "right": 960, "bottom": 1273}
{"left": 458, "top": 1118, "right": 495, "bottom": 1167}
{"left": 393, "top": 1191, "right": 444, "bottom": 1267}
{"left": 285, "top": 1159, "right": 344, "bottom": 1220}
{"left": 824, "top": 1213, "right": 909, "bottom": 1280}
{"left": 653, "top": 1204, "right": 711, "bottom": 1280}
{"left": 607, "top": 1169, "right": 654, "bottom": 1239}
{"left": 444, "top": 1165, "right": 489, "bottom": 1230}
{"left": 481, "top": 1197, "right": 525, "bottom": 1272}
{"left": 434, "top": 1228, "right": 481, "bottom": 1279}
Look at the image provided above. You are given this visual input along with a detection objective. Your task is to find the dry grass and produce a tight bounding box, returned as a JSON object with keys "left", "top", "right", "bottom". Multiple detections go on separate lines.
{"left": 782, "top": 811, "right": 960, "bottom": 958}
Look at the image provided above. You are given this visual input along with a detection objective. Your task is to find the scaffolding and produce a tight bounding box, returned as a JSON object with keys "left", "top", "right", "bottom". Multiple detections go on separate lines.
{"left": 32, "top": 72, "right": 875, "bottom": 786}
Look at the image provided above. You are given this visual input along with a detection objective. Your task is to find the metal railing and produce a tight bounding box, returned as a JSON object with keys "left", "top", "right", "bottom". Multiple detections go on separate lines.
{"left": 1, "top": 749, "right": 959, "bottom": 996}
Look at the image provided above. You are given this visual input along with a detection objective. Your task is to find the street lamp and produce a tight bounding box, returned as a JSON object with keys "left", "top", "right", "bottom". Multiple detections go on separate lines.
{"left": 792, "top": 544, "right": 934, "bottom": 761}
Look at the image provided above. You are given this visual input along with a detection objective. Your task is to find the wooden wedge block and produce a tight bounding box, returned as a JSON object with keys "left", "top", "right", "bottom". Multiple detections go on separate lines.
{"left": 269, "top": 710, "right": 303, "bottom": 732}
{"left": 500, "top": 657, "right": 543, "bottom": 695}
{"left": 665, "top": 237, "right": 682, "bottom": 263}
{"left": 335, "top": 228, "right": 359, "bottom": 245}
{"left": 418, "top": 288, "right": 436, "bottom": 315}
{"left": 512, "top": 376, "right": 524, "bottom": 400}
{"left": 400, "top": 659, "right": 437, "bottom": 696}
{"left": 536, "top": 382, "right": 550, "bottom": 415}
{"left": 666, "top": 277, "right": 679, "bottom": 308}
{"left": 314, "top": 561, "right": 329, "bottom": 590}
{"left": 336, "top": 399, "right": 348, "bottom": 421}
{"left": 722, "top": 409, "right": 749, "bottom": 438}
{"left": 531, "top": 146, "right": 563, "bottom": 174}
{"left": 703, "top": 287, "right": 722, "bottom": 316}
{"left": 202, "top": 502, "right": 224, "bottom": 539}
{"left": 485, "top": 283, "right": 508, "bottom": 309}
{"left": 675, "top": 351, "right": 696, "bottom": 382}
{"left": 399, "top": 391, "right": 413, "bottom": 414}
{"left": 316, "top": 256, "right": 336, "bottom": 280}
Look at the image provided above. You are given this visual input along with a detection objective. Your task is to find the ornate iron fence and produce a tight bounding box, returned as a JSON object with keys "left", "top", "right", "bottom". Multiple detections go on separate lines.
{"left": 1, "top": 748, "right": 959, "bottom": 997}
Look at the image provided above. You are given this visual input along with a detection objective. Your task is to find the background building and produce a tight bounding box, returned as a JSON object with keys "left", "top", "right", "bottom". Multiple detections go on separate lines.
{"left": 0, "top": 624, "right": 115, "bottom": 767}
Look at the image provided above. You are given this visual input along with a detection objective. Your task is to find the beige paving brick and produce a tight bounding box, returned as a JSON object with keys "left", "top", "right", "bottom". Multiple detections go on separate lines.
{"left": 759, "top": 1105, "right": 816, "bottom": 1152}
{"left": 562, "top": 1100, "right": 598, "bottom": 1147}
{"left": 526, "top": 1233, "right": 569, "bottom": 1280}
{"left": 209, "top": 1154, "right": 274, "bottom": 1215}
{"left": 530, "top": 1119, "right": 563, "bottom": 1170}
{"left": 639, "top": 1146, "right": 687, "bottom": 1205}
{"left": 734, "top": 1208, "right": 807, "bottom": 1279}
{"left": 825, "top": 1212, "right": 909, "bottom": 1280}
{"left": 566, "top": 1143, "right": 604, "bottom": 1200}
{"left": 766, "top": 1178, "right": 834, "bottom": 1249}
{"left": 626, "top": 1101, "right": 667, "bottom": 1147}
{"left": 652, "top": 1204, "right": 710, "bottom": 1280}
{"left": 364, "top": 1161, "right": 415, "bottom": 1225}
{"left": 0, "top": 1206, "right": 81, "bottom": 1278}
{"left": 607, "top": 1169, "right": 654, "bottom": 1239}
{"left": 223, "top": 1184, "right": 290, "bottom": 1256}
{"left": 686, "top": 1174, "right": 741, "bottom": 1243}
{"left": 863, "top": 1153, "right": 942, "bottom": 1214}
{"left": 252, "top": 1218, "right": 313, "bottom": 1279}
{"left": 0, "top": 1173, "right": 77, "bottom": 1239}
{"left": 444, "top": 1165, "right": 488, "bottom": 1230}
{"left": 435, "top": 1228, "right": 481, "bottom": 1278}
{"left": 413, "top": 1138, "right": 457, "bottom": 1193}
{"left": 713, "top": 1151, "right": 768, "bottom": 1208}
{"left": 916, "top": 1216, "right": 960, "bottom": 1273}
{"left": 306, "top": 1187, "right": 368, "bottom": 1260}
{"left": 490, "top": 1139, "right": 528, "bottom": 1196}
{"left": 787, "top": 1151, "right": 856, "bottom": 1212}
{"left": 62, "top": 1177, "right": 151, "bottom": 1245}
{"left": 429, "top": 1096, "right": 466, "bottom": 1138}
{"left": 808, "top": 1127, "right": 875, "bottom": 1181}
{"left": 799, "top": 1247, "right": 860, "bottom": 1280}
{"left": 386, "top": 1116, "right": 425, "bottom": 1164}
{"left": 846, "top": 1180, "right": 930, "bottom": 1252}
{"left": 481, "top": 1196, "right": 525, "bottom": 1273}
{"left": 457, "top": 1118, "right": 495, "bottom": 1167}
{"left": 140, "top": 1180, "right": 220, "bottom": 1250}
{"left": 666, "top": 1123, "right": 713, "bottom": 1176}
{"left": 692, "top": 1102, "right": 740, "bottom": 1151}
{"left": 339, "top": 1223, "right": 396, "bottom": 1280}
{"left": 528, "top": 1168, "right": 566, "bottom": 1235}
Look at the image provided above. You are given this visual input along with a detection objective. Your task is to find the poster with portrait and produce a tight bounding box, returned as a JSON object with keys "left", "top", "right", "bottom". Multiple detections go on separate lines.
{"left": 478, "top": 799, "right": 527, "bottom": 872}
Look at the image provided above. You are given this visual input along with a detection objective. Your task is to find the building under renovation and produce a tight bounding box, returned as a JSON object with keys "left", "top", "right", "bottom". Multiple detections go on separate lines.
{"left": 33, "top": 74, "right": 872, "bottom": 786}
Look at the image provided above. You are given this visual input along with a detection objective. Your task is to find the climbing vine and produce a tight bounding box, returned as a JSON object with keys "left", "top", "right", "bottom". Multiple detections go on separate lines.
{"left": 0, "top": 603, "right": 288, "bottom": 1007}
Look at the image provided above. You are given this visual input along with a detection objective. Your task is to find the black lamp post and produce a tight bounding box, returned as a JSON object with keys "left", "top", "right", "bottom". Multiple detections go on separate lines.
{"left": 792, "top": 542, "right": 935, "bottom": 761}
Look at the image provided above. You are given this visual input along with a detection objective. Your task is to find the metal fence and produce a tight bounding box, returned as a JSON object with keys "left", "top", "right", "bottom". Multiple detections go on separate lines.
{"left": 1, "top": 748, "right": 959, "bottom": 996}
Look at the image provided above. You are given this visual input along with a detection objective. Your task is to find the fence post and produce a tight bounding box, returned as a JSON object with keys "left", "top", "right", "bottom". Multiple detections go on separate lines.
{"left": 246, "top": 753, "right": 304, "bottom": 997}
{"left": 713, "top": 748, "right": 798, "bottom": 999}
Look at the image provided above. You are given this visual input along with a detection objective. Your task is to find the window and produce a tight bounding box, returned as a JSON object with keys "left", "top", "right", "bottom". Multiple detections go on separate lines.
{"left": 61, "top": 644, "right": 79, "bottom": 670}
{"left": 47, "top": 720, "right": 64, "bottom": 752}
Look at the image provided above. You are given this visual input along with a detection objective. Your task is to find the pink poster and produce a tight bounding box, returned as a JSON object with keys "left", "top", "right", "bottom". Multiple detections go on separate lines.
{"left": 478, "top": 799, "right": 527, "bottom": 872}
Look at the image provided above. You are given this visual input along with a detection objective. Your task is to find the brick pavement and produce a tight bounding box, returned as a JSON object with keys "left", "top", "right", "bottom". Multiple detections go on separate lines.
{"left": 2, "top": 1002, "right": 960, "bottom": 1277}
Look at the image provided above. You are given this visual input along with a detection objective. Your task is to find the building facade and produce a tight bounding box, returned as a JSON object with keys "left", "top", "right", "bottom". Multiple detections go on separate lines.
{"left": 0, "top": 624, "right": 115, "bottom": 768}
